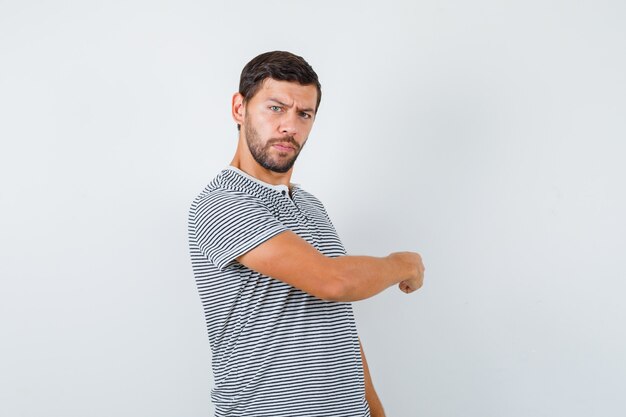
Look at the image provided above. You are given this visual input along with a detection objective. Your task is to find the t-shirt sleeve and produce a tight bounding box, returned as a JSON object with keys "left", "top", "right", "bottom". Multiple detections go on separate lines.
{"left": 191, "top": 189, "right": 289, "bottom": 271}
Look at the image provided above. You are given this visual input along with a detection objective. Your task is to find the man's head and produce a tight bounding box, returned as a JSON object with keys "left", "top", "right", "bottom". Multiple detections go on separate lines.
{"left": 232, "top": 51, "right": 321, "bottom": 174}
{"left": 238, "top": 51, "right": 321, "bottom": 124}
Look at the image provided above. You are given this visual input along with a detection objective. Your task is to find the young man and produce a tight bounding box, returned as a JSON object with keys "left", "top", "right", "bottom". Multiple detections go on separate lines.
{"left": 188, "top": 51, "right": 425, "bottom": 417}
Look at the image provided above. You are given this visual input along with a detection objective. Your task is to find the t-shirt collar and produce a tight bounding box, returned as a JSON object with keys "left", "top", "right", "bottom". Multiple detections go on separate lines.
{"left": 225, "top": 166, "right": 295, "bottom": 195}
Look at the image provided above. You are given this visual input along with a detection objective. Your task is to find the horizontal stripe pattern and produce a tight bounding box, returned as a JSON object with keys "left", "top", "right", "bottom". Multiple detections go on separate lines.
{"left": 188, "top": 168, "right": 369, "bottom": 417}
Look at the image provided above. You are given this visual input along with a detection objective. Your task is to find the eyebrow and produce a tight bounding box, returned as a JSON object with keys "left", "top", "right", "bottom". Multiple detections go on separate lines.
{"left": 267, "top": 98, "right": 315, "bottom": 114}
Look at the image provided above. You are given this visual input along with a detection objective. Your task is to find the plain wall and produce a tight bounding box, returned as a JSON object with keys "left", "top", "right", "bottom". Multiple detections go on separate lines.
{"left": 1, "top": 1, "right": 625, "bottom": 416}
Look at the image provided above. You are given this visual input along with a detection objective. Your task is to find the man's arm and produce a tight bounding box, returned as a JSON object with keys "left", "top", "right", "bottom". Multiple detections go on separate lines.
{"left": 360, "top": 339, "right": 385, "bottom": 417}
{"left": 236, "top": 230, "right": 424, "bottom": 302}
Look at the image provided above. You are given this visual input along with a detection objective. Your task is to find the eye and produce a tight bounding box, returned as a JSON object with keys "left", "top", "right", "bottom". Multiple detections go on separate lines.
{"left": 269, "top": 105, "right": 281, "bottom": 112}
{"left": 300, "top": 112, "right": 312, "bottom": 119}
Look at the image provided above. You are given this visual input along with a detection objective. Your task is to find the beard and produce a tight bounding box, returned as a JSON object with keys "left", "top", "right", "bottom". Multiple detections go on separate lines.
{"left": 244, "top": 119, "right": 305, "bottom": 173}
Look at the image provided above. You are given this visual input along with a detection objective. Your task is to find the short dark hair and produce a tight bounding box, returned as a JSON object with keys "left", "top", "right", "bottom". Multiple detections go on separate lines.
{"left": 238, "top": 51, "right": 322, "bottom": 129}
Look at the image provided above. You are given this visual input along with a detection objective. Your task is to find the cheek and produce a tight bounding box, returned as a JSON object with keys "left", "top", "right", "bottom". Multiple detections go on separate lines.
{"left": 253, "top": 113, "right": 277, "bottom": 130}
{"left": 299, "top": 121, "right": 314, "bottom": 135}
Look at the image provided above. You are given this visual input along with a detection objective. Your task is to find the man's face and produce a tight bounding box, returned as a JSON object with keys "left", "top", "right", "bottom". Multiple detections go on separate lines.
{"left": 241, "top": 79, "right": 318, "bottom": 173}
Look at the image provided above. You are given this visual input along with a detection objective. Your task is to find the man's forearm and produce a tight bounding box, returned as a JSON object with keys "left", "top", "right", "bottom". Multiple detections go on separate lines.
{"left": 326, "top": 252, "right": 421, "bottom": 302}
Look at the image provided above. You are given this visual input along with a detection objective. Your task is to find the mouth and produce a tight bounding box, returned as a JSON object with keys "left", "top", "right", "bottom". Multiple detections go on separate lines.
{"left": 272, "top": 143, "right": 295, "bottom": 152}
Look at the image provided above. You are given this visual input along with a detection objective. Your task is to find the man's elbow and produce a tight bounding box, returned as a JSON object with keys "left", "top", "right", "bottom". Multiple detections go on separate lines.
{"left": 317, "top": 263, "right": 359, "bottom": 302}
{"left": 319, "top": 279, "right": 349, "bottom": 302}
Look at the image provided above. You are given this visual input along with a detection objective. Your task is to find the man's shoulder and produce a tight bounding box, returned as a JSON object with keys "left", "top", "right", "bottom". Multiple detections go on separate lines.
{"left": 190, "top": 169, "right": 272, "bottom": 220}
{"left": 191, "top": 189, "right": 261, "bottom": 216}
{"left": 192, "top": 168, "right": 250, "bottom": 200}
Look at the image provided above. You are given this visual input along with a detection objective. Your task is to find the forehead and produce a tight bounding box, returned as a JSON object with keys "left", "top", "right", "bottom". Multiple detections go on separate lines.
{"left": 252, "top": 78, "right": 318, "bottom": 108}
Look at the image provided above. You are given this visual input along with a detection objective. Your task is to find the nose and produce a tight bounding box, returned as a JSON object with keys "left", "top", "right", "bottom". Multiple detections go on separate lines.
{"left": 278, "top": 111, "right": 298, "bottom": 136}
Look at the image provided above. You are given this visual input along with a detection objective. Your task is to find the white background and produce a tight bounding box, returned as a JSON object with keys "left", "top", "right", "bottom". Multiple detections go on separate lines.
{"left": 1, "top": 1, "right": 625, "bottom": 416}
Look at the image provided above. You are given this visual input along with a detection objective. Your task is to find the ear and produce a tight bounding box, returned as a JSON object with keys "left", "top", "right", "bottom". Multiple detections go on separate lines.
{"left": 231, "top": 92, "right": 245, "bottom": 126}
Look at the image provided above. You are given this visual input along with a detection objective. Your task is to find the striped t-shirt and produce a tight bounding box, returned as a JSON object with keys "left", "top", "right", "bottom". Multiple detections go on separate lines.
{"left": 188, "top": 166, "right": 369, "bottom": 417}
